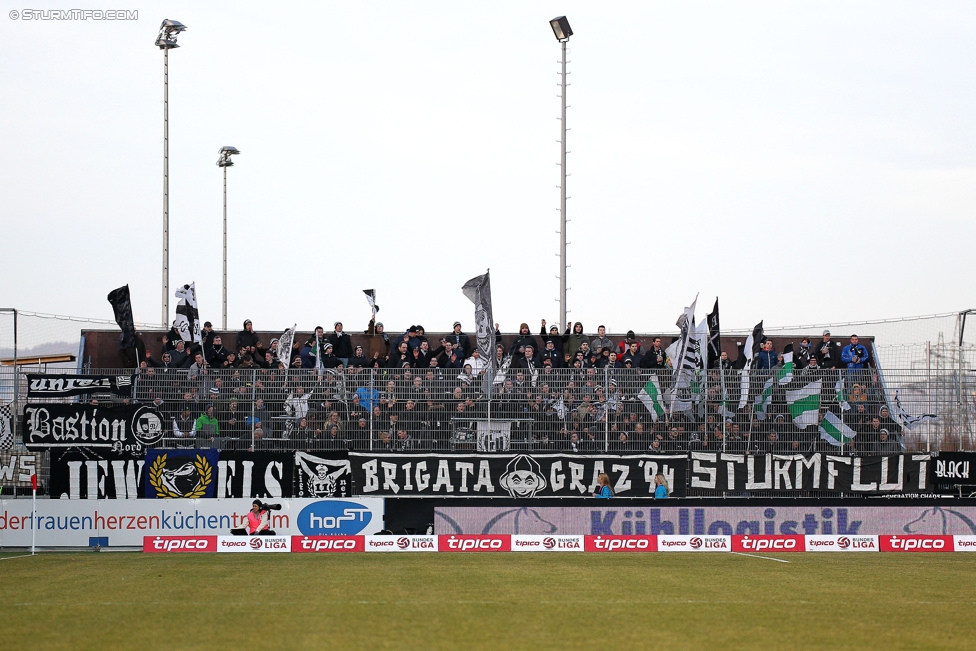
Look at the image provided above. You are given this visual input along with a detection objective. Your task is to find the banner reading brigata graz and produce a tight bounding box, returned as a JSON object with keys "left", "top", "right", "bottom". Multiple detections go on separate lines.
{"left": 688, "top": 452, "right": 931, "bottom": 494}
{"left": 26, "top": 374, "right": 135, "bottom": 399}
{"left": 23, "top": 404, "right": 164, "bottom": 452}
{"left": 348, "top": 453, "right": 688, "bottom": 498}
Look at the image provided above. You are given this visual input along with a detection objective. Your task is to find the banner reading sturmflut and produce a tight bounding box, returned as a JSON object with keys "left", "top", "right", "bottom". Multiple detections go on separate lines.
{"left": 349, "top": 453, "right": 688, "bottom": 498}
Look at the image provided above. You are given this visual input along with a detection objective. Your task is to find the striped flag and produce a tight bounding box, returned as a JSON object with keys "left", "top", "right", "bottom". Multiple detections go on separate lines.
{"left": 892, "top": 390, "right": 939, "bottom": 430}
{"left": 754, "top": 375, "right": 775, "bottom": 420}
{"left": 174, "top": 283, "right": 202, "bottom": 344}
{"left": 777, "top": 344, "right": 794, "bottom": 385}
{"left": 737, "top": 321, "right": 764, "bottom": 409}
{"left": 835, "top": 374, "right": 851, "bottom": 411}
{"left": 0, "top": 402, "right": 12, "bottom": 450}
{"left": 462, "top": 271, "right": 497, "bottom": 395}
{"left": 787, "top": 380, "right": 821, "bottom": 429}
{"left": 819, "top": 411, "right": 856, "bottom": 447}
{"left": 639, "top": 375, "right": 667, "bottom": 422}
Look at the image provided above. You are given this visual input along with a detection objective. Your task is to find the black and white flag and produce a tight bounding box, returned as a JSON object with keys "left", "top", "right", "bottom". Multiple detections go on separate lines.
{"left": 363, "top": 289, "right": 379, "bottom": 316}
{"left": 706, "top": 298, "right": 721, "bottom": 367}
{"left": 462, "top": 271, "right": 497, "bottom": 395}
{"left": 107, "top": 285, "right": 139, "bottom": 350}
{"left": 294, "top": 451, "right": 352, "bottom": 498}
{"left": 667, "top": 295, "right": 698, "bottom": 415}
{"left": 278, "top": 324, "right": 297, "bottom": 369}
{"left": 737, "top": 320, "right": 764, "bottom": 410}
{"left": 0, "top": 402, "right": 13, "bottom": 450}
{"left": 893, "top": 390, "right": 939, "bottom": 431}
{"left": 174, "top": 283, "right": 202, "bottom": 344}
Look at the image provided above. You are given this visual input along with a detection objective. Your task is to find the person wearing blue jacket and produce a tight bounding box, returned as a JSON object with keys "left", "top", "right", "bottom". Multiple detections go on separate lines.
{"left": 841, "top": 334, "right": 869, "bottom": 369}
{"left": 654, "top": 474, "right": 670, "bottom": 499}
{"left": 756, "top": 340, "right": 778, "bottom": 370}
{"left": 593, "top": 473, "right": 613, "bottom": 498}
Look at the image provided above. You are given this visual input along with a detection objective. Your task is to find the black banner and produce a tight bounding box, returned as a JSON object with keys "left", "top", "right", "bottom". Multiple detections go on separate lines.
{"left": 689, "top": 452, "right": 931, "bottom": 494}
{"left": 930, "top": 453, "right": 976, "bottom": 486}
{"left": 295, "top": 451, "right": 352, "bottom": 498}
{"left": 349, "top": 453, "right": 688, "bottom": 498}
{"left": 26, "top": 374, "right": 135, "bottom": 399}
{"left": 49, "top": 450, "right": 144, "bottom": 499}
{"left": 23, "top": 403, "right": 164, "bottom": 451}
{"left": 0, "top": 450, "right": 39, "bottom": 489}
{"left": 216, "top": 452, "right": 294, "bottom": 499}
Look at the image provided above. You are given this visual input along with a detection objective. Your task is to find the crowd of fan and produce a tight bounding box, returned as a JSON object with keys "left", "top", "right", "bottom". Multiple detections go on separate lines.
{"left": 134, "top": 317, "right": 900, "bottom": 455}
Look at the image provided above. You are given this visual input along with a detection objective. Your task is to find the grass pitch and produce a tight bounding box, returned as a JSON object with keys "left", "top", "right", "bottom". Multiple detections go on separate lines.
{"left": 2, "top": 551, "right": 975, "bottom": 650}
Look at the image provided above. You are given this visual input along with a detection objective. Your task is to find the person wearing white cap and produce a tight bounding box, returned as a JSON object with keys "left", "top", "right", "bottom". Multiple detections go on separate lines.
{"left": 447, "top": 321, "right": 473, "bottom": 359}
{"left": 815, "top": 329, "right": 842, "bottom": 369}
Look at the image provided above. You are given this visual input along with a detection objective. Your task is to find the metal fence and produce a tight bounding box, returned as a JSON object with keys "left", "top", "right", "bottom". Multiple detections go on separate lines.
{"left": 4, "top": 363, "right": 972, "bottom": 454}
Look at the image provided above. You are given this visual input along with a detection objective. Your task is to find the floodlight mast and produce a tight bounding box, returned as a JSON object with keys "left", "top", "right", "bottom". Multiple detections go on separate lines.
{"left": 550, "top": 17, "right": 572, "bottom": 330}
{"left": 217, "top": 147, "right": 241, "bottom": 330}
{"left": 156, "top": 19, "right": 187, "bottom": 327}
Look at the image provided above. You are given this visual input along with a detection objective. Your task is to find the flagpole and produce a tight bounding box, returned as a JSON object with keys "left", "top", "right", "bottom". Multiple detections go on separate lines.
{"left": 31, "top": 473, "right": 37, "bottom": 555}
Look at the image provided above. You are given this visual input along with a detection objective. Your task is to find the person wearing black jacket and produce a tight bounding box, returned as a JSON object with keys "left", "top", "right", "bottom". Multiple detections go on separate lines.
{"left": 640, "top": 337, "right": 667, "bottom": 370}
{"left": 508, "top": 323, "right": 539, "bottom": 364}
{"left": 236, "top": 320, "right": 260, "bottom": 357}
{"left": 815, "top": 330, "right": 843, "bottom": 369}
{"left": 387, "top": 340, "right": 411, "bottom": 369}
{"left": 432, "top": 340, "right": 465, "bottom": 369}
{"left": 319, "top": 342, "right": 341, "bottom": 369}
{"left": 540, "top": 320, "right": 564, "bottom": 358}
{"left": 327, "top": 322, "right": 353, "bottom": 365}
{"left": 446, "top": 322, "right": 473, "bottom": 360}
{"left": 205, "top": 335, "right": 231, "bottom": 366}
{"left": 540, "top": 339, "right": 563, "bottom": 368}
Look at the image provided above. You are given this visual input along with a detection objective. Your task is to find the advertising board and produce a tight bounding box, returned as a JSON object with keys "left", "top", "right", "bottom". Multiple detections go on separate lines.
{"left": 0, "top": 497, "right": 383, "bottom": 547}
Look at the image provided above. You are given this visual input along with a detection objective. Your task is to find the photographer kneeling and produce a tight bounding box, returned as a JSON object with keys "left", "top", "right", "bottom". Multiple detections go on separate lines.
{"left": 231, "top": 500, "right": 281, "bottom": 536}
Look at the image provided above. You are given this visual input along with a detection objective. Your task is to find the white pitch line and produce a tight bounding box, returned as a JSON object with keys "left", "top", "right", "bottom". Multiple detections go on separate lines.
{"left": 0, "top": 554, "right": 36, "bottom": 561}
{"left": 729, "top": 551, "right": 790, "bottom": 563}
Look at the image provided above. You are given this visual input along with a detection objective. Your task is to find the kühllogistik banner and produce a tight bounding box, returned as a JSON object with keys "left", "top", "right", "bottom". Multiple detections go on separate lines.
{"left": 0, "top": 497, "right": 384, "bottom": 547}
{"left": 348, "top": 452, "right": 688, "bottom": 498}
{"left": 434, "top": 505, "right": 976, "bottom": 536}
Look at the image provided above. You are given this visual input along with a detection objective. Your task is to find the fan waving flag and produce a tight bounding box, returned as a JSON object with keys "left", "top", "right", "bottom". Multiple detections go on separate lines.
{"left": 737, "top": 321, "right": 764, "bottom": 409}
{"left": 462, "top": 271, "right": 496, "bottom": 395}
{"left": 639, "top": 375, "right": 667, "bottom": 422}
{"left": 787, "top": 379, "right": 821, "bottom": 429}
{"left": 819, "top": 411, "right": 856, "bottom": 447}
{"left": 174, "top": 283, "right": 202, "bottom": 344}
{"left": 278, "top": 324, "right": 297, "bottom": 369}
{"left": 706, "top": 298, "right": 721, "bottom": 368}
{"left": 363, "top": 289, "right": 379, "bottom": 316}
{"left": 892, "top": 390, "right": 939, "bottom": 430}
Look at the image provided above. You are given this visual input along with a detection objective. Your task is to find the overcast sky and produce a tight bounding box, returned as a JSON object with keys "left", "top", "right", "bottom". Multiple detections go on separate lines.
{"left": 2, "top": 1, "right": 974, "bottom": 337}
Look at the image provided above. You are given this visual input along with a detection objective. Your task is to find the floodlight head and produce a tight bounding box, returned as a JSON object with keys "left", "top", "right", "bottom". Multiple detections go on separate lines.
{"left": 156, "top": 19, "right": 187, "bottom": 49}
{"left": 550, "top": 16, "right": 572, "bottom": 42}
{"left": 217, "top": 146, "right": 241, "bottom": 167}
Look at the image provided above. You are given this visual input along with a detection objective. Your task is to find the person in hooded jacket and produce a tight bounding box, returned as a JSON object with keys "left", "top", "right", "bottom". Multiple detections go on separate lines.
{"left": 365, "top": 317, "right": 391, "bottom": 362}
{"left": 563, "top": 322, "right": 587, "bottom": 357}
{"left": 508, "top": 323, "right": 539, "bottom": 364}
{"left": 540, "top": 320, "right": 565, "bottom": 358}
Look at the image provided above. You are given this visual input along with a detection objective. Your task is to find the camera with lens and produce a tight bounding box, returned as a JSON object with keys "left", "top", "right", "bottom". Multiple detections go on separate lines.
{"left": 256, "top": 501, "right": 282, "bottom": 511}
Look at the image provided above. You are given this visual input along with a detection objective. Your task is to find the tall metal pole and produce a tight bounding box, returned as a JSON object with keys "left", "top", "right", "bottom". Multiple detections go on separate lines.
{"left": 162, "top": 47, "right": 170, "bottom": 328}
{"left": 222, "top": 165, "right": 228, "bottom": 331}
{"left": 558, "top": 39, "right": 568, "bottom": 329}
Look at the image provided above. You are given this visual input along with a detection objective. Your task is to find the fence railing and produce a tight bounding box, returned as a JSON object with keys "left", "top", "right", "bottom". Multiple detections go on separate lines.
{"left": 2, "top": 363, "right": 971, "bottom": 455}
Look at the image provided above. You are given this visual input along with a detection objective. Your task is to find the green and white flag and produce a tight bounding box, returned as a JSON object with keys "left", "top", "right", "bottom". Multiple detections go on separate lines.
{"left": 819, "top": 411, "right": 856, "bottom": 447}
{"left": 753, "top": 374, "right": 775, "bottom": 420}
{"left": 834, "top": 374, "right": 851, "bottom": 411}
{"left": 787, "top": 379, "right": 821, "bottom": 429}
{"left": 639, "top": 375, "right": 667, "bottom": 422}
{"left": 777, "top": 344, "right": 794, "bottom": 385}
